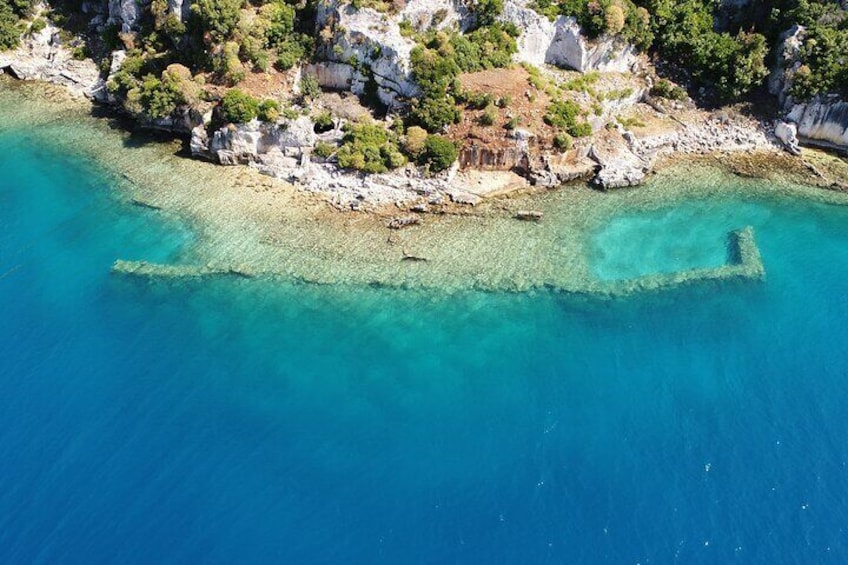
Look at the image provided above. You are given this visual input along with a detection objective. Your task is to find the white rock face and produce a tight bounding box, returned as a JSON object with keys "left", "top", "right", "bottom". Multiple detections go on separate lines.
{"left": 0, "top": 20, "right": 100, "bottom": 98}
{"left": 787, "top": 100, "right": 848, "bottom": 149}
{"left": 501, "top": 0, "right": 637, "bottom": 72}
{"left": 109, "top": 0, "right": 149, "bottom": 32}
{"left": 769, "top": 25, "right": 805, "bottom": 105}
{"left": 774, "top": 120, "right": 801, "bottom": 155}
{"left": 168, "top": 0, "right": 191, "bottom": 22}
{"left": 401, "top": 0, "right": 465, "bottom": 32}
{"left": 769, "top": 25, "right": 848, "bottom": 152}
{"left": 304, "top": 61, "right": 355, "bottom": 91}
{"left": 315, "top": 0, "right": 425, "bottom": 108}
{"left": 193, "top": 117, "right": 319, "bottom": 165}
{"left": 589, "top": 132, "right": 648, "bottom": 189}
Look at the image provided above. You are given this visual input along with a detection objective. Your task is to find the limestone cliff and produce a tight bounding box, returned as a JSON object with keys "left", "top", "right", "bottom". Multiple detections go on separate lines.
{"left": 771, "top": 25, "right": 848, "bottom": 153}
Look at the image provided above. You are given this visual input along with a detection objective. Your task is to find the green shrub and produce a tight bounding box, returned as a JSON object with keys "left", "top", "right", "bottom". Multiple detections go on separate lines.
{"left": 260, "top": 0, "right": 295, "bottom": 47}
{"left": 790, "top": 23, "right": 848, "bottom": 99}
{"left": 312, "top": 111, "right": 334, "bottom": 132}
{"left": 336, "top": 123, "right": 406, "bottom": 174}
{"left": 258, "top": 99, "right": 280, "bottom": 122}
{"left": 221, "top": 88, "right": 259, "bottom": 123}
{"left": 139, "top": 73, "right": 181, "bottom": 118}
{"left": 213, "top": 41, "right": 245, "bottom": 84}
{"left": 462, "top": 91, "right": 494, "bottom": 110}
{"left": 421, "top": 134, "right": 457, "bottom": 173}
{"left": 479, "top": 103, "right": 498, "bottom": 126}
{"left": 190, "top": 0, "right": 242, "bottom": 42}
{"left": 570, "top": 121, "right": 593, "bottom": 137}
{"left": 403, "top": 125, "right": 428, "bottom": 158}
{"left": 650, "top": 78, "right": 686, "bottom": 100}
{"left": 0, "top": 3, "right": 23, "bottom": 50}
{"left": 300, "top": 74, "right": 320, "bottom": 100}
{"left": 533, "top": 0, "right": 652, "bottom": 50}
{"left": 543, "top": 98, "right": 581, "bottom": 129}
{"left": 29, "top": 17, "right": 46, "bottom": 34}
{"left": 314, "top": 141, "right": 336, "bottom": 158}
{"left": 472, "top": 0, "right": 504, "bottom": 29}
{"left": 553, "top": 132, "right": 573, "bottom": 150}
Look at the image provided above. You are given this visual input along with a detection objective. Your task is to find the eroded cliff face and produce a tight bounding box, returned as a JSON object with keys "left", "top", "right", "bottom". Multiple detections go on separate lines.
{"left": 311, "top": 0, "right": 463, "bottom": 108}
{"left": 191, "top": 116, "right": 319, "bottom": 166}
{"left": 787, "top": 100, "right": 848, "bottom": 151}
{"left": 0, "top": 15, "right": 100, "bottom": 98}
{"left": 307, "top": 0, "right": 638, "bottom": 108}
{"left": 500, "top": 0, "right": 637, "bottom": 72}
{"left": 771, "top": 24, "right": 848, "bottom": 152}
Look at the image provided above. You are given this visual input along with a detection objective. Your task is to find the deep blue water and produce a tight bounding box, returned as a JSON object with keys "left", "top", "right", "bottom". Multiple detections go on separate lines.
{"left": 2, "top": 127, "right": 848, "bottom": 564}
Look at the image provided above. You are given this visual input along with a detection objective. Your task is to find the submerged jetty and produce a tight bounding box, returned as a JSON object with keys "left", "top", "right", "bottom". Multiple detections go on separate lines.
{"left": 112, "top": 226, "right": 765, "bottom": 297}
{"left": 591, "top": 227, "right": 765, "bottom": 297}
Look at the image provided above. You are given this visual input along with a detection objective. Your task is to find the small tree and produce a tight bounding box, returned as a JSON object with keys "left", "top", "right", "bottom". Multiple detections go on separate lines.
{"left": 604, "top": 5, "right": 625, "bottom": 35}
{"left": 221, "top": 89, "right": 259, "bottom": 123}
{"left": 258, "top": 99, "right": 280, "bottom": 122}
{"left": 422, "top": 135, "right": 458, "bottom": 173}
{"left": 403, "top": 126, "right": 428, "bottom": 158}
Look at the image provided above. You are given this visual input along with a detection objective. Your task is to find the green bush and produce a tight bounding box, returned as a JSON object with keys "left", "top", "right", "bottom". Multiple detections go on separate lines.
{"left": 139, "top": 71, "right": 187, "bottom": 118}
{"left": 191, "top": 0, "right": 243, "bottom": 42}
{"left": 260, "top": 0, "right": 295, "bottom": 47}
{"left": 421, "top": 134, "right": 457, "bottom": 172}
{"left": 29, "top": 17, "right": 46, "bottom": 34}
{"left": 544, "top": 98, "right": 593, "bottom": 137}
{"left": 553, "top": 132, "right": 573, "bottom": 150}
{"left": 312, "top": 111, "right": 334, "bottom": 132}
{"left": 650, "top": 78, "right": 686, "bottom": 100}
{"left": 790, "top": 23, "right": 848, "bottom": 99}
{"left": 314, "top": 141, "right": 336, "bottom": 158}
{"left": 212, "top": 41, "right": 245, "bottom": 84}
{"left": 336, "top": 123, "right": 406, "bottom": 174}
{"left": 0, "top": 2, "right": 22, "bottom": 51}
{"left": 479, "top": 103, "right": 498, "bottom": 126}
{"left": 570, "top": 121, "right": 593, "bottom": 137}
{"left": 258, "top": 99, "right": 280, "bottom": 122}
{"left": 300, "top": 74, "right": 320, "bottom": 100}
{"left": 534, "top": 0, "right": 652, "bottom": 50}
{"left": 543, "top": 98, "right": 581, "bottom": 129}
{"left": 472, "top": 0, "right": 504, "bottom": 29}
{"left": 403, "top": 125, "right": 428, "bottom": 158}
{"left": 410, "top": 95, "right": 462, "bottom": 132}
{"left": 221, "top": 88, "right": 259, "bottom": 123}
{"left": 407, "top": 21, "right": 517, "bottom": 133}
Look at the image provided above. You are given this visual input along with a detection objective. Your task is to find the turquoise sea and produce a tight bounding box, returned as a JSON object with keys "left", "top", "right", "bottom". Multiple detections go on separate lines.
{"left": 3, "top": 105, "right": 848, "bottom": 564}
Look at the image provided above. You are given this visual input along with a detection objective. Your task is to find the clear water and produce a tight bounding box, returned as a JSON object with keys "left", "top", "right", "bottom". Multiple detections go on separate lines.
{"left": 3, "top": 122, "right": 848, "bottom": 564}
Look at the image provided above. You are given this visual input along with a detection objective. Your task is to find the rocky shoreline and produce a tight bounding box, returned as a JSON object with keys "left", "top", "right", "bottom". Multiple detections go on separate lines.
{"left": 1, "top": 5, "right": 845, "bottom": 213}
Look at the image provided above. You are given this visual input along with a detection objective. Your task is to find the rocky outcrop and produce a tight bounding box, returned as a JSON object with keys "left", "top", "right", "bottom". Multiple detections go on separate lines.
{"left": 191, "top": 116, "right": 318, "bottom": 165}
{"left": 768, "top": 25, "right": 804, "bottom": 105}
{"left": 774, "top": 120, "right": 801, "bottom": 155}
{"left": 589, "top": 131, "right": 648, "bottom": 189}
{"left": 787, "top": 100, "right": 848, "bottom": 151}
{"left": 169, "top": 0, "right": 191, "bottom": 22}
{"left": 108, "top": 0, "right": 150, "bottom": 32}
{"left": 0, "top": 20, "right": 100, "bottom": 99}
{"left": 770, "top": 25, "right": 848, "bottom": 153}
{"left": 501, "top": 0, "right": 638, "bottom": 72}
{"left": 190, "top": 116, "right": 453, "bottom": 207}
{"left": 314, "top": 0, "right": 432, "bottom": 108}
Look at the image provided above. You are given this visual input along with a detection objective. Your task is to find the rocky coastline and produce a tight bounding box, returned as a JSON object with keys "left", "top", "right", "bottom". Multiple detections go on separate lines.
{"left": 1, "top": 0, "right": 846, "bottom": 214}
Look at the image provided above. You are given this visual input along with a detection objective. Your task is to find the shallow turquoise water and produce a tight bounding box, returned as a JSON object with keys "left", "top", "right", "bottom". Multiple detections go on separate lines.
{"left": 3, "top": 123, "right": 848, "bottom": 564}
